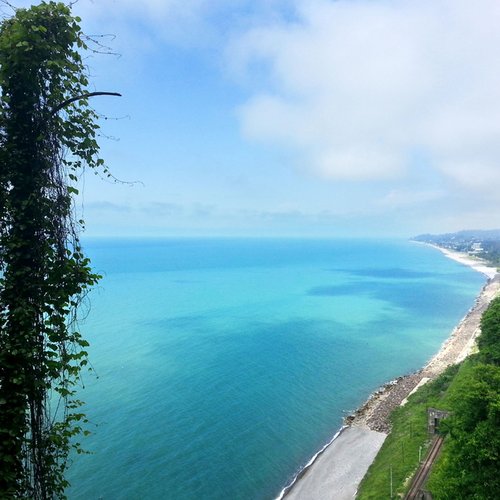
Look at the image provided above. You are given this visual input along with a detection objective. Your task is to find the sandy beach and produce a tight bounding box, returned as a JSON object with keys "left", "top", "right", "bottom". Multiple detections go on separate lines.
{"left": 281, "top": 248, "right": 499, "bottom": 499}
{"left": 429, "top": 244, "right": 498, "bottom": 280}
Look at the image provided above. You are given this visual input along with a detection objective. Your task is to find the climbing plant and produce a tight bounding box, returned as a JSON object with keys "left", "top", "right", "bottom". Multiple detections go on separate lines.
{"left": 0, "top": 2, "right": 117, "bottom": 497}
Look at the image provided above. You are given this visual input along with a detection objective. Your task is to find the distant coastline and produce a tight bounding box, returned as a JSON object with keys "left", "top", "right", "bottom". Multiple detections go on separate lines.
{"left": 412, "top": 229, "right": 500, "bottom": 270}
{"left": 419, "top": 241, "right": 498, "bottom": 280}
{"left": 280, "top": 245, "right": 500, "bottom": 499}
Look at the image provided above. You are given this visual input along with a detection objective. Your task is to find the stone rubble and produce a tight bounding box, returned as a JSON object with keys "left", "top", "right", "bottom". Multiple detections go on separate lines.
{"left": 345, "top": 275, "right": 500, "bottom": 434}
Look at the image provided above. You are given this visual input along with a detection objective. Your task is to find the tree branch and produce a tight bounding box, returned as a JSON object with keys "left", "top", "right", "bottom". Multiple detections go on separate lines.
{"left": 51, "top": 91, "right": 121, "bottom": 115}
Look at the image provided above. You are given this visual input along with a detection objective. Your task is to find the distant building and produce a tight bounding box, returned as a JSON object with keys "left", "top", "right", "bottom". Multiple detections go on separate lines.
{"left": 469, "top": 242, "right": 483, "bottom": 255}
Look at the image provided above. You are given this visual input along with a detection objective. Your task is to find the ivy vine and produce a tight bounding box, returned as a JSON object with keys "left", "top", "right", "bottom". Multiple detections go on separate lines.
{"left": 0, "top": 2, "right": 117, "bottom": 497}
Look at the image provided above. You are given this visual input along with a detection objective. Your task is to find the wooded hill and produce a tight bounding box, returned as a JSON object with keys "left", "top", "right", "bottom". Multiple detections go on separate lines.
{"left": 413, "top": 229, "right": 500, "bottom": 267}
{"left": 357, "top": 294, "right": 500, "bottom": 498}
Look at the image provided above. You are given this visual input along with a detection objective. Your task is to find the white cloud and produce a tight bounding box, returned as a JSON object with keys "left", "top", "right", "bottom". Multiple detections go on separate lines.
{"left": 8, "top": 0, "right": 498, "bottom": 235}
{"left": 73, "top": 0, "right": 291, "bottom": 49}
{"left": 229, "top": 0, "right": 500, "bottom": 189}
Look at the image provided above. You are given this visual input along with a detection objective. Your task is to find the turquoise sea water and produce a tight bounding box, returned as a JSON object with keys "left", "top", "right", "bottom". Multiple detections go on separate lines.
{"left": 67, "top": 238, "right": 485, "bottom": 499}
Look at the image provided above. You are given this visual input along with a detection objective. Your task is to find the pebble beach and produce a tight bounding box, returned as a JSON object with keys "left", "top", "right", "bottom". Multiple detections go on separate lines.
{"left": 282, "top": 249, "right": 499, "bottom": 500}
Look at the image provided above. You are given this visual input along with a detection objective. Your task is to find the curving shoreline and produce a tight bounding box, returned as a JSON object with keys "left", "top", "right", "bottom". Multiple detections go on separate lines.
{"left": 275, "top": 426, "right": 348, "bottom": 500}
{"left": 280, "top": 248, "right": 499, "bottom": 500}
{"left": 346, "top": 273, "right": 499, "bottom": 433}
{"left": 428, "top": 244, "right": 498, "bottom": 280}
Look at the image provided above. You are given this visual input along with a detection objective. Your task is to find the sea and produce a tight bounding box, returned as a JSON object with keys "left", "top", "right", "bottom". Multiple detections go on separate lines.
{"left": 66, "top": 238, "right": 485, "bottom": 499}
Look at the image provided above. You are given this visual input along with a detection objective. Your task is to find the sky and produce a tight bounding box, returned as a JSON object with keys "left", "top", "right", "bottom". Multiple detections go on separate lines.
{"left": 5, "top": 0, "right": 500, "bottom": 237}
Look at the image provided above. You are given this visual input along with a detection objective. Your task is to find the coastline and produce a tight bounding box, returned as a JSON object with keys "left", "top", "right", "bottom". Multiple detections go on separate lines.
{"left": 423, "top": 242, "right": 498, "bottom": 280}
{"left": 279, "top": 247, "right": 500, "bottom": 499}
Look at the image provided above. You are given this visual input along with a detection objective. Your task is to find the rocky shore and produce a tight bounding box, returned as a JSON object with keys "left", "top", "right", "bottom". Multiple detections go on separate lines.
{"left": 282, "top": 250, "right": 499, "bottom": 500}
{"left": 346, "top": 273, "right": 500, "bottom": 433}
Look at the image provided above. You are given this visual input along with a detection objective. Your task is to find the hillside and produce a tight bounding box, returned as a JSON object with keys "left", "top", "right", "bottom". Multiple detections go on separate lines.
{"left": 413, "top": 229, "right": 500, "bottom": 267}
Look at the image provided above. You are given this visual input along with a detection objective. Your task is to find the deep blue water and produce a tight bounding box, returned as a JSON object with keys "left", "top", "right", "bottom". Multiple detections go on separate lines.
{"left": 66, "top": 238, "right": 485, "bottom": 499}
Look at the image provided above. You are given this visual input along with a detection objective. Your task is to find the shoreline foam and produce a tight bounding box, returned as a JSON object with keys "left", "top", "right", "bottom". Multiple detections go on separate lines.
{"left": 283, "top": 426, "right": 387, "bottom": 500}
{"left": 349, "top": 272, "right": 500, "bottom": 433}
{"left": 419, "top": 242, "right": 498, "bottom": 279}
{"left": 279, "top": 247, "right": 500, "bottom": 499}
{"left": 275, "top": 426, "right": 348, "bottom": 500}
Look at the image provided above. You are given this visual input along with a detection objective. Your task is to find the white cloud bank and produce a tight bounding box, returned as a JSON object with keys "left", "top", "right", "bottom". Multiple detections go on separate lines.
{"left": 230, "top": 0, "right": 500, "bottom": 190}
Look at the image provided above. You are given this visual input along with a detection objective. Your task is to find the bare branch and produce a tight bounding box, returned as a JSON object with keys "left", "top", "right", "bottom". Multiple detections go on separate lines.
{"left": 52, "top": 91, "right": 122, "bottom": 115}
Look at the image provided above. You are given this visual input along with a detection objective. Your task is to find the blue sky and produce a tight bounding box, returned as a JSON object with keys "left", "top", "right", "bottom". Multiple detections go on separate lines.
{"left": 7, "top": 0, "right": 500, "bottom": 237}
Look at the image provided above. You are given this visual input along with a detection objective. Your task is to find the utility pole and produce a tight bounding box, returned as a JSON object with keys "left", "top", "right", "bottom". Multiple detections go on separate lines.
{"left": 390, "top": 464, "right": 393, "bottom": 498}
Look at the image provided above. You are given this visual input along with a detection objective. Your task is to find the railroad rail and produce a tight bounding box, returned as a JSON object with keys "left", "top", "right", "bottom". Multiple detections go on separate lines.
{"left": 404, "top": 435, "right": 444, "bottom": 499}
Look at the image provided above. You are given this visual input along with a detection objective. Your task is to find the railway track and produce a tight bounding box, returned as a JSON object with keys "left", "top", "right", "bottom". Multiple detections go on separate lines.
{"left": 404, "top": 435, "right": 444, "bottom": 499}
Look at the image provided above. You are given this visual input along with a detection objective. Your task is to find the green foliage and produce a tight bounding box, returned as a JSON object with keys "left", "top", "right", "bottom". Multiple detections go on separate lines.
{"left": 478, "top": 296, "right": 500, "bottom": 364}
{"left": 359, "top": 290, "right": 500, "bottom": 499}
{"left": 356, "top": 365, "right": 460, "bottom": 499}
{"left": 428, "top": 362, "right": 500, "bottom": 498}
{"left": 426, "top": 296, "right": 500, "bottom": 499}
{"left": 479, "top": 240, "right": 500, "bottom": 268}
{"left": 0, "top": 2, "right": 107, "bottom": 497}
